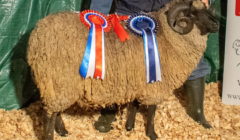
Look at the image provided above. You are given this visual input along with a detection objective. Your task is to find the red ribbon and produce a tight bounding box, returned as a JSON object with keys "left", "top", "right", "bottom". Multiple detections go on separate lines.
{"left": 88, "top": 15, "right": 104, "bottom": 79}
{"left": 109, "top": 14, "right": 130, "bottom": 42}
{"left": 94, "top": 24, "right": 103, "bottom": 78}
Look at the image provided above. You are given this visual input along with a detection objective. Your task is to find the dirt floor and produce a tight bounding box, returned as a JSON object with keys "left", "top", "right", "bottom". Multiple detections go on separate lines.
{"left": 0, "top": 82, "right": 240, "bottom": 140}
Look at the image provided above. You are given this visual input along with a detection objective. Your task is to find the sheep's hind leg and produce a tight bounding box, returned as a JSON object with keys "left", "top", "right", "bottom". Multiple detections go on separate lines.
{"left": 43, "top": 110, "right": 57, "bottom": 140}
{"left": 55, "top": 113, "right": 68, "bottom": 136}
{"left": 125, "top": 99, "right": 140, "bottom": 131}
{"left": 146, "top": 105, "right": 158, "bottom": 140}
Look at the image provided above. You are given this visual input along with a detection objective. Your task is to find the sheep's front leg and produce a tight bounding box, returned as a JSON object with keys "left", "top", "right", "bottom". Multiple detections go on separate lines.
{"left": 55, "top": 113, "right": 68, "bottom": 136}
{"left": 43, "top": 110, "right": 57, "bottom": 140}
{"left": 146, "top": 105, "right": 158, "bottom": 140}
{"left": 125, "top": 99, "right": 140, "bottom": 131}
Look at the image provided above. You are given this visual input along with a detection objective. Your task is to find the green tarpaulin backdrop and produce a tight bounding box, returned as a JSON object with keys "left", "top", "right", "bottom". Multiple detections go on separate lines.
{"left": 204, "top": 0, "right": 226, "bottom": 84}
{"left": 0, "top": 0, "right": 226, "bottom": 110}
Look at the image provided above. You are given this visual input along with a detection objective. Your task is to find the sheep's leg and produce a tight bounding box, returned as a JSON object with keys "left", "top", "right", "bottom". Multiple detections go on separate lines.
{"left": 94, "top": 104, "right": 117, "bottom": 132}
{"left": 55, "top": 113, "right": 68, "bottom": 136}
{"left": 146, "top": 105, "right": 158, "bottom": 140}
{"left": 125, "top": 99, "right": 140, "bottom": 131}
{"left": 43, "top": 109, "right": 57, "bottom": 140}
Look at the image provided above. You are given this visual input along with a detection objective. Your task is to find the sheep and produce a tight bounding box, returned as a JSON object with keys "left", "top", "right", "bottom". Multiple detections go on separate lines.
{"left": 27, "top": 0, "right": 219, "bottom": 140}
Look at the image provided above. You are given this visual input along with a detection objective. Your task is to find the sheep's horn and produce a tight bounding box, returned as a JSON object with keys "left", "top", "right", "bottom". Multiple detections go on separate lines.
{"left": 167, "top": 3, "right": 194, "bottom": 35}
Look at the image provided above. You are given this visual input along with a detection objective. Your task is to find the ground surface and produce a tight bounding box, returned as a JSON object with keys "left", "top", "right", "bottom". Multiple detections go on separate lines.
{"left": 0, "top": 82, "right": 239, "bottom": 140}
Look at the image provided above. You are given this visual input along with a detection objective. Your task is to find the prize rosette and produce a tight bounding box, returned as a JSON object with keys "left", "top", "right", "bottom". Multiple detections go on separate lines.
{"left": 127, "top": 14, "right": 162, "bottom": 83}
{"left": 79, "top": 10, "right": 111, "bottom": 79}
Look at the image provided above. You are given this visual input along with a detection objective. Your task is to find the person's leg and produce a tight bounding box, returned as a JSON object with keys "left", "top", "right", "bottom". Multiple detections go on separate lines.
{"left": 90, "top": 0, "right": 113, "bottom": 15}
{"left": 187, "top": 55, "right": 211, "bottom": 81}
{"left": 184, "top": 55, "right": 212, "bottom": 128}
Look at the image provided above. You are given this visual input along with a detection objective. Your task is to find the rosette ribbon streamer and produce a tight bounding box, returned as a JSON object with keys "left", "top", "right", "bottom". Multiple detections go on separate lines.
{"left": 127, "top": 14, "right": 161, "bottom": 83}
{"left": 79, "top": 10, "right": 111, "bottom": 79}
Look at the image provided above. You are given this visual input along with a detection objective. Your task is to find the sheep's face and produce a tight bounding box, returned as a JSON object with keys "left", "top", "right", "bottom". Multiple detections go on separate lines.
{"left": 188, "top": 7, "right": 219, "bottom": 35}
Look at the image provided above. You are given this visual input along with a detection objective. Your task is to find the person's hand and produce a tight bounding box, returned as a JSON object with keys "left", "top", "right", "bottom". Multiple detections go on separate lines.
{"left": 202, "top": 0, "right": 209, "bottom": 9}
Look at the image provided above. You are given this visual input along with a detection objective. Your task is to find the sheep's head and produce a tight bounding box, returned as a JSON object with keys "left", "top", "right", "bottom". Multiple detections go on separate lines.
{"left": 167, "top": 2, "right": 219, "bottom": 35}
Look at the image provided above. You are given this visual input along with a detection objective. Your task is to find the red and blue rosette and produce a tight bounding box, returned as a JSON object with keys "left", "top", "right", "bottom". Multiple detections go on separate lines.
{"left": 79, "top": 10, "right": 111, "bottom": 79}
{"left": 127, "top": 14, "right": 161, "bottom": 83}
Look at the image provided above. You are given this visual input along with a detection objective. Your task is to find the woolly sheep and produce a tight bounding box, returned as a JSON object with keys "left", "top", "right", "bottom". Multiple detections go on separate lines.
{"left": 27, "top": 0, "right": 219, "bottom": 140}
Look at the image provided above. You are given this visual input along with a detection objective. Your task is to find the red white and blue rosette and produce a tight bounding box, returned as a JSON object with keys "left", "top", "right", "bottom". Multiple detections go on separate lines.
{"left": 79, "top": 10, "right": 111, "bottom": 80}
{"left": 127, "top": 14, "right": 162, "bottom": 83}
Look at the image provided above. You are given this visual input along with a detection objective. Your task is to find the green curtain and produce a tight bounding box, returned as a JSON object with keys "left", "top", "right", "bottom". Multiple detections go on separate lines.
{"left": 0, "top": 0, "right": 84, "bottom": 110}
{"left": 204, "top": 0, "right": 227, "bottom": 83}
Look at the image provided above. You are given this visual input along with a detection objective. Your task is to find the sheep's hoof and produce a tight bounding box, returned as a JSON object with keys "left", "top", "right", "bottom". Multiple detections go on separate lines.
{"left": 125, "top": 118, "right": 135, "bottom": 131}
{"left": 125, "top": 123, "right": 134, "bottom": 131}
{"left": 55, "top": 127, "right": 68, "bottom": 137}
{"left": 55, "top": 113, "right": 68, "bottom": 137}
{"left": 146, "top": 131, "right": 158, "bottom": 140}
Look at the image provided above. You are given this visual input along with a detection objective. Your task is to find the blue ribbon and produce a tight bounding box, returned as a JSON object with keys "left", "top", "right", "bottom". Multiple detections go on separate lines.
{"left": 127, "top": 14, "right": 161, "bottom": 83}
{"left": 142, "top": 27, "right": 156, "bottom": 83}
{"left": 79, "top": 23, "right": 93, "bottom": 78}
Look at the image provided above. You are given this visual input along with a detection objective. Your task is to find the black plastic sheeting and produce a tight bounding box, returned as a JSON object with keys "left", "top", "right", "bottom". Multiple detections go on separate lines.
{"left": 0, "top": 0, "right": 225, "bottom": 110}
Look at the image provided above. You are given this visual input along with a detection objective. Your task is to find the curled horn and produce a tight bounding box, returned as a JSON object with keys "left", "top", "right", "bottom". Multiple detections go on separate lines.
{"left": 167, "top": 3, "right": 194, "bottom": 35}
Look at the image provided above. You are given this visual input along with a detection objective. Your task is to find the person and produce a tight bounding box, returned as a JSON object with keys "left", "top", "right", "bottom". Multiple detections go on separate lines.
{"left": 89, "top": 0, "right": 212, "bottom": 132}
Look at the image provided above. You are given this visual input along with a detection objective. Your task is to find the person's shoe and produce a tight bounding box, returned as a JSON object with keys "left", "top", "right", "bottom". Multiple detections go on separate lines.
{"left": 94, "top": 105, "right": 117, "bottom": 132}
{"left": 184, "top": 76, "right": 212, "bottom": 129}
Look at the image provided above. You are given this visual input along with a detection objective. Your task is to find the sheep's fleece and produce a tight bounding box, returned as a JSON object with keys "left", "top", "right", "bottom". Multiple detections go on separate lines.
{"left": 27, "top": 0, "right": 208, "bottom": 112}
